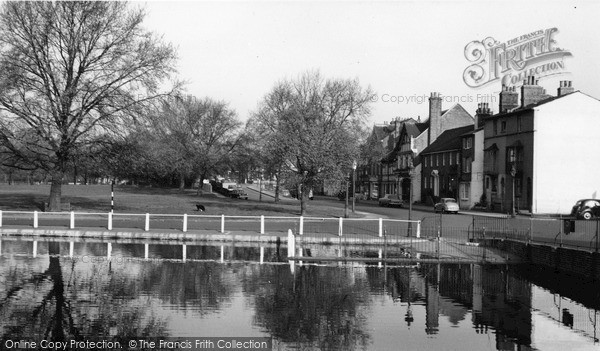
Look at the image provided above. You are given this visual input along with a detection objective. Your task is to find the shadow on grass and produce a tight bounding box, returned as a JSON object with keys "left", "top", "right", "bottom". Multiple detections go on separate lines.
{"left": 0, "top": 193, "right": 46, "bottom": 211}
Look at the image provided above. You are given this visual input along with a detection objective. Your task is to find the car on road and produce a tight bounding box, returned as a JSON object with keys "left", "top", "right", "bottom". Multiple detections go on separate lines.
{"left": 378, "top": 194, "right": 403, "bottom": 207}
{"left": 434, "top": 198, "right": 459, "bottom": 214}
{"left": 230, "top": 189, "right": 249, "bottom": 200}
{"left": 570, "top": 199, "right": 600, "bottom": 219}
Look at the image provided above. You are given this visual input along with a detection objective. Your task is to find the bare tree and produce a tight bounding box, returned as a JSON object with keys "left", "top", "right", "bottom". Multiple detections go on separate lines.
{"left": 250, "top": 71, "right": 372, "bottom": 215}
{"left": 0, "top": 1, "right": 178, "bottom": 210}
{"left": 147, "top": 95, "right": 242, "bottom": 192}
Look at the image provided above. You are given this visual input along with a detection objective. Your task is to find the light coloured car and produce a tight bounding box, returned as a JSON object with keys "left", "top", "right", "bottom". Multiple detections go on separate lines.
{"left": 434, "top": 198, "right": 459, "bottom": 214}
{"left": 378, "top": 194, "right": 404, "bottom": 207}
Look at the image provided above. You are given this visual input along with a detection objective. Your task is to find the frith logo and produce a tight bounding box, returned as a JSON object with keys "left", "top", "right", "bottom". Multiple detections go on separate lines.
{"left": 463, "top": 28, "right": 573, "bottom": 88}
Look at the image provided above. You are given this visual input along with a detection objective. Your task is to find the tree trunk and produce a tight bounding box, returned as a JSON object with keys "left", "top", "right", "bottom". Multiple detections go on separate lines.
{"left": 274, "top": 177, "right": 280, "bottom": 203}
{"left": 197, "top": 172, "right": 206, "bottom": 195}
{"left": 48, "top": 171, "right": 63, "bottom": 212}
{"left": 73, "top": 164, "right": 78, "bottom": 185}
{"left": 299, "top": 183, "right": 307, "bottom": 216}
{"left": 178, "top": 172, "right": 185, "bottom": 192}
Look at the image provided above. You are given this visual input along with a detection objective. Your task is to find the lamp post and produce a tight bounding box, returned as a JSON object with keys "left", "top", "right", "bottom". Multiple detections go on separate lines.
{"left": 510, "top": 164, "right": 516, "bottom": 216}
{"left": 351, "top": 160, "right": 357, "bottom": 213}
{"left": 344, "top": 175, "right": 349, "bottom": 218}
{"left": 407, "top": 164, "right": 414, "bottom": 237}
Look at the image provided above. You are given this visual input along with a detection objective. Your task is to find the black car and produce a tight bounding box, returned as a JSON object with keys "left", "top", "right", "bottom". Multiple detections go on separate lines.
{"left": 229, "top": 189, "right": 249, "bottom": 200}
{"left": 570, "top": 199, "right": 600, "bottom": 220}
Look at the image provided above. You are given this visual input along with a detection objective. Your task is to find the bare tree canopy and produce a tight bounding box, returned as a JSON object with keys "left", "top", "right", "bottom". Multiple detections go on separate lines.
{"left": 145, "top": 95, "right": 242, "bottom": 191}
{"left": 250, "top": 71, "right": 372, "bottom": 215}
{"left": 0, "top": 1, "right": 178, "bottom": 210}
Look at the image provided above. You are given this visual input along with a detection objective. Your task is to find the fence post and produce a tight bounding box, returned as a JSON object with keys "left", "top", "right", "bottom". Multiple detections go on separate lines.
{"left": 416, "top": 221, "right": 421, "bottom": 238}
{"left": 221, "top": 215, "right": 225, "bottom": 233}
{"left": 182, "top": 244, "right": 187, "bottom": 262}
{"left": 287, "top": 229, "right": 295, "bottom": 258}
{"left": 69, "top": 241, "right": 74, "bottom": 258}
{"left": 379, "top": 218, "right": 383, "bottom": 237}
{"left": 299, "top": 216, "right": 304, "bottom": 235}
{"left": 339, "top": 217, "right": 343, "bottom": 236}
{"left": 145, "top": 243, "right": 149, "bottom": 260}
{"left": 0, "top": 210, "right": 3, "bottom": 227}
{"left": 33, "top": 241, "right": 37, "bottom": 258}
{"left": 183, "top": 214, "right": 188, "bottom": 232}
{"left": 108, "top": 212, "right": 113, "bottom": 230}
{"left": 260, "top": 246, "right": 264, "bottom": 264}
{"left": 33, "top": 211, "right": 38, "bottom": 229}
{"left": 70, "top": 211, "right": 75, "bottom": 229}
{"left": 145, "top": 213, "right": 150, "bottom": 231}
{"left": 107, "top": 243, "right": 112, "bottom": 259}
{"left": 260, "top": 215, "right": 265, "bottom": 234}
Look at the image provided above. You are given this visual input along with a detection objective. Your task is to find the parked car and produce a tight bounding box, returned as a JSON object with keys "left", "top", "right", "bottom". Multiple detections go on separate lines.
{"left": 434, "top": 198, "right": 459, "bottom": 214}
{"left": 570, "top": 199, "right": 600, "bottom": 219}
{"left": 230, "top": 189, "right": 249, "bottom": 200}
{"left": 378, "top": 194, "right": 403, "bottom": 207}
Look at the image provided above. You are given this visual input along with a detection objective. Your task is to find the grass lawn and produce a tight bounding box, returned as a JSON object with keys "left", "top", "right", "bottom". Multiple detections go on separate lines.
{"left": 0, "top": 184, "right": 354, "bottom": 218}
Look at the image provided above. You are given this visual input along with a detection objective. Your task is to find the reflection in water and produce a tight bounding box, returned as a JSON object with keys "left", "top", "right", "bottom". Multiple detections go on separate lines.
{"left": 0, "top": 239, "right": 599, "bottom": 350}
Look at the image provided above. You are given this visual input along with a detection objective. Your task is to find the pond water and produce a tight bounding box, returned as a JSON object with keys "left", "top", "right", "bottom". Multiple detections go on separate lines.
{"left": 0, "top": 239, "right": 599, "bottom": 351}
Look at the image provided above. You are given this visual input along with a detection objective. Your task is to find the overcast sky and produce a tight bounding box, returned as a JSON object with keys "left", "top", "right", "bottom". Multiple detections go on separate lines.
{"left": 142, "top": 0, "right": 600, "bottom": 126}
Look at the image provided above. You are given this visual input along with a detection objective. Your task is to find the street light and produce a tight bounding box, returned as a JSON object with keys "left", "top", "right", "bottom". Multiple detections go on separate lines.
{"left": 344, "top": 175, "right": 349, "bottom": 218}
{"left": 407, "top": 163, "right": 414, "bottom": 237}
{"left": 510, "top": 164, "right": 516, "bottom": 217}
{"left": 351, "top": 160, "right": 357, "bottom": 213}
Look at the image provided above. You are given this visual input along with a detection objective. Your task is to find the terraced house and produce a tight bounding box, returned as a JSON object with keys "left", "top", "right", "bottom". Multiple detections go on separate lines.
{"left": 393, "top": 93, "right": 474, "bottom": 204}
{"left": 482, "top": 77, "right": 600, "bottom": 215}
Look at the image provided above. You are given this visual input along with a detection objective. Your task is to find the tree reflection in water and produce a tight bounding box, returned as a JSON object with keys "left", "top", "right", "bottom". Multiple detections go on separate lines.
{"left": 242, "top": 264, "right": 372, "bottom": 351}
{"left": 0, "top": 242, "right": 169, "bottom": 341}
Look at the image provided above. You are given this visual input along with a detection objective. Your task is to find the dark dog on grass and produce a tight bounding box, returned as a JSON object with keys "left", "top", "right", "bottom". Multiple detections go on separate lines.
{"left": 195, "top": 203, "right": 206, "bottom": 212}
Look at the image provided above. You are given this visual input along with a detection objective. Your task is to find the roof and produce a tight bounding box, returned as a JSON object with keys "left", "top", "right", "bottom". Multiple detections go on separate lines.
{"left": 484, "top": 90, "right": 584, "bottom": 120}
{"left": 371, "top": 125, "right": 387, "bottom": 141}
{"left": 420, "top": 125, "right": 475, "bottom": 155}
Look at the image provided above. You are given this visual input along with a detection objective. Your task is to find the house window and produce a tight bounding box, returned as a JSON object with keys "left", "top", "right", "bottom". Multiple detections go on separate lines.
{"left": 456, "top": 153, "right": 460, "bottom": 165}
{"left": 463, "top": 138, "right": 472, "bottom": 149}
{"left": 436, "top": 154, "right": 439, "bottom": 166}
{"left": 517, "top": 116, "right": 522, "bottom": 132}
{"left": 449, "top": 152, "right": 454, "bottom": 165}
{"left": 461, "top": 183, "right": 470, "bottom": 200}
{"left": 493, "top": 120, "right": 498, "bottom": 135}
{"left": 442, "top": 153, "right": 446, "bottom": 166}
{"left": 462, "top": 157, "right": 471, "bottom": 173}
{"left": 501, "top": 121, "right": 507, "bottom": 133}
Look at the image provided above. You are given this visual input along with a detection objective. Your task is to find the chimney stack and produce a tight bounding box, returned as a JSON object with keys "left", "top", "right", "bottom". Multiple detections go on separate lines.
{"left": 521, "top": 75, "right": 547, "bottom": 107}
{"left": 557, "top": 80, "right": 574, "bottom": 96}
{"left": 499, "top": 85, "right": 519, "bottom": 113}
{"left": 475, "top": 102, "right": 492, "bottom": 130}
{"left": 427, "top": 92, "right": 442, "bottom": 145}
